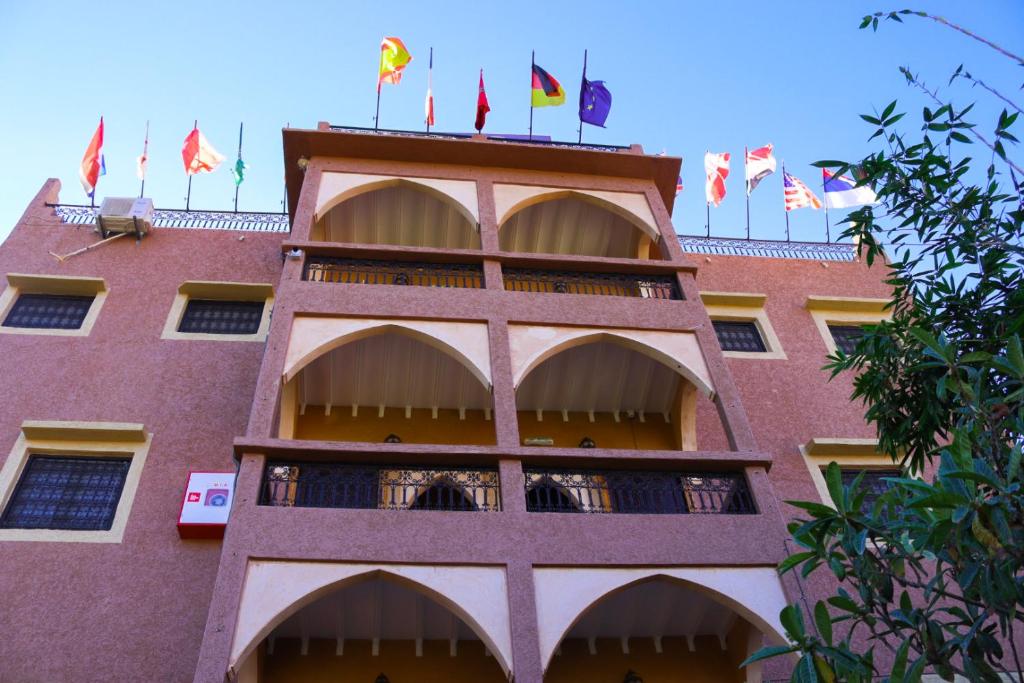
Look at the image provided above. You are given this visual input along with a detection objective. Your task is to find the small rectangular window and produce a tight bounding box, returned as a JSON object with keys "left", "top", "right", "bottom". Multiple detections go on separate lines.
{"left": 2, "top": 293, "right": 94, "bottom": 330}
{"left": 0, "top": 455, "right": 130, "bottom": 531}
{"left": 828, "top": 325, "right": 865, "bottom": 354}
{"left": 712, "top": 320, "right": 767, "bottom": 353}
{"left": 835, "top": 467, "right": 900, "bottom": 510}
{"left": 178, "top": 299, "right": 265, "bottom": 335}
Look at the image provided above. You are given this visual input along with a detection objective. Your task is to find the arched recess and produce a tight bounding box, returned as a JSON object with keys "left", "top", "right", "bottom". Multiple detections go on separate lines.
{"left": 229, "top": 561, "right": 513, "bottom": 679}
{"left": 532, "top": 566, "right": 789, "bottom": 675}
{"left": 496, "top": 187, "right": 662, "bottom": 259}
{"left": 312, "top": 174, "right": 480, "bottom": 248}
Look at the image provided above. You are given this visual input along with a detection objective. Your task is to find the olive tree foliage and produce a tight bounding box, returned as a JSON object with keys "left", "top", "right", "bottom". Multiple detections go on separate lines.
{"left": 745, "top": 10, "right": 1024, "bottom": 683}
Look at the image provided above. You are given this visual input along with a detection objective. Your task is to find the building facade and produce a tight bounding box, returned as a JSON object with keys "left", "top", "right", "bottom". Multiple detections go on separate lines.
{"left": 0, "top": 125, "right": 892, "bottom": 683}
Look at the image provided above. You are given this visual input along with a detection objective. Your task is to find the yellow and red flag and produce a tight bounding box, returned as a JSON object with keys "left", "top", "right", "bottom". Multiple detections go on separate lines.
{"left": 531, "top": 63, "right": 565, "bottom": 107}
{"left": 78, "top": 117, "right": 104, "bottom": 198}
{"left": 378, "top": 37, "right": 412, "bottom": 91}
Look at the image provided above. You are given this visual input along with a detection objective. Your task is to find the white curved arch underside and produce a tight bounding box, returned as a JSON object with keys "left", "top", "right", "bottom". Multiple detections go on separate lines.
{"left": 493, "top": 184, "right": 660, "bottom": 241}
{"left": 315, "top": 172, "right": 479, "bottom": 224}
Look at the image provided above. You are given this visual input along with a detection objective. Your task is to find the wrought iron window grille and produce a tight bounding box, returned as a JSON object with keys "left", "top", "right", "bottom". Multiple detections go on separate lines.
{"left": 523, "top": 468, "right": 756, "bottom": 515}
{"left": 303, "top": 256, "right": 485, "bottom": 289}
{"left": 260, "top": 462, "right": 501, "bottom": 512}
{"left": 2, "top": 293, "right": 94, "bottom": 330}
{"left": 178, "top": 299, "right": 265, "bottom": 335}
{"left": 0, "top": 455, "right": 130, "bottom": 530}
{"left": 828, "top": 324, "right": 866, "bottom": 355}
{"left": 712, "top": 320, "right": 767, "bottom": 353}
{"left": 838, "top": 468, "right": 902, "bottom": 511}
{"left": 503, "top": 268, "right": 682, "bottom": 300}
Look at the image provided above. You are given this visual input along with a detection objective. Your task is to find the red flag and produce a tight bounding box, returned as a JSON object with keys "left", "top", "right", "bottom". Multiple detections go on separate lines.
{"left": 182, "top": 125, "right": 225, "bottom": 176}
{"left": 475, "top": 69, "right": 490, "bottom": 132}
{"left": 79, "top": 117, "right": 104, "bottom": 198}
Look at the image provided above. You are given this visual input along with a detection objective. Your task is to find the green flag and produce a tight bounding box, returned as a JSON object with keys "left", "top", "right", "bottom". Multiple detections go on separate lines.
{"left": 231, "top": 158, "right": 247, "bottom": 186}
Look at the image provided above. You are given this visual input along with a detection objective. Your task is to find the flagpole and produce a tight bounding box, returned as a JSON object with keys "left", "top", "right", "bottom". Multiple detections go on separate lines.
{"left": 374, "top": 39, "right": 384, "bottom": 130}
{"left": 782, "top": 160, "right": 790, "bottom": 242}
{"left": 529, "top": 50, "right": 535, "bottom": 141}
{"left": 744, "top": 146, "right": 751, "bottom": 240}
{"left": 578, "top": 49, "right": 588, "bottom": 144}
{"left": 706, "top": 202, "right": 711, "bottom": 238}
{"left": 822, "top": 171, "right": 831, "bottom": 242}
{"left": 426, "top": 47, "right": 433, "bottom": 133}
{"left": 139, "top": 120, "right": 149, "bottom": 198}
{"left": 186, "top": 119, "right": 196, "bottom": 211}
{"left": 234, "top": 122, "right": 244, "bottom": 213}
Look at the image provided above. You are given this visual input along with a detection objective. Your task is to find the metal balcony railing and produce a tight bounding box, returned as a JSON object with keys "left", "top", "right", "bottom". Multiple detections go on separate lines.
{"left": 260, "top": 462, "right": 501, "bottom": 512}
{"left": 523, "top": 469, "right": 755, "bottom": 514}
{"left": 303, "top": 256, "right": 485, "bottom": 289}
{"left": 503, "top": 268, "right": 681, "bottom": 300}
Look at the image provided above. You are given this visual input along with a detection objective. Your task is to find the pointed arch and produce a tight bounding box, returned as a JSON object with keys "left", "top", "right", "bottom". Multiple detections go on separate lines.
{"left": 230, "top": 561, "right": 513, "bottom": 678}
{"left": 532, "top": 566, "right": 789, "bottom": 672}
{"left": 495, "top": 186, "right": 660, "bottom": 241}
{"left": 315, "top": 174, "right": 479, "bottom": 226}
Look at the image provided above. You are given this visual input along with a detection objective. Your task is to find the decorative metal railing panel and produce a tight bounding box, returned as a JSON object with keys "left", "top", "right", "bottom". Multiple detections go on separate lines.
{"left": 303, "top": 256, "right": 485, "bottom": 289}
{"left": 503, "top": 268, "right": 681, "bottom": 300}
{"left": 327, "top": 125, "right": 630, "bottom": 152}
{"left": 52, "top": 205, "right": 290, "bottom": 232}
{"left": 260, "top": 462, "right": 501, "bottom": 512}
{"left": 523, "top": 468, "right": 756, "bottom": 515}
{"left": 678, "top": 235, "right": 856, "bottom": 261}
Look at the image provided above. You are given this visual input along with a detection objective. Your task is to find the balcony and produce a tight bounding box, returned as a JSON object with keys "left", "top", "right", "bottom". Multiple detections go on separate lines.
{"left": 503, "top": 267, "right": 680, "bottom": 299}
{"left": 303, "top": 255, "right": 484, "bottom": 289}
{"left": 260, "top": 462, "right": 501, "bottom": 512}
{"left": 523, "top": 468, "right": 755, "bottom": 514}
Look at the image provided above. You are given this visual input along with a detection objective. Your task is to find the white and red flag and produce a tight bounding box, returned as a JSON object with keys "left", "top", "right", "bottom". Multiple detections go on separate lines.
{"left": 745, "top": 143, "right": 776, "bottom": 195}
{"left": 136, "top": 121, "right": 150, "bottom": 181}
{"left": 79, "top": 117, "right": 105, "bottom": 198}
{"left": 425, "top": 48, "right": 435, "bottom": 127}
{"left": 182, "top": 125, "right": 225, "bottom": 175}
{"left": 783, "top": 171, "right": 822, "bottom": 211}
{"left": 704, "top": 151, "right": 730, "bottom": 206}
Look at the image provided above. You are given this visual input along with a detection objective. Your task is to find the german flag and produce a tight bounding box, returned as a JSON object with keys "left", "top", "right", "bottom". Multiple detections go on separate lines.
{"left": 531, "top": 63, "right": 565, "bottom": 107}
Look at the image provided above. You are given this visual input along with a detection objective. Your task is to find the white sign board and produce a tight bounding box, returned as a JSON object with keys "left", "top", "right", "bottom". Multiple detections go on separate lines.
{"left": 177, "top": 471, "right": 235, "bottom": 537}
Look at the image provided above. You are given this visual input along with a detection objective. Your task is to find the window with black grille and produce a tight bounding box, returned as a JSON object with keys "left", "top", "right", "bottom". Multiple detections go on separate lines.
{"left": 829, "top": 325, "right": 866, "bottom": 354}
{"left": 712, "top": 320, "right": 767, "bottom": 352}
{"left": 178, "top": 299, "right": 264, "bottom": 335}
{"left": 2, "top": 293, "right": 94, "bottom": 330}
{"left": 0, "top": 455, "right": 130, "bottom": 530}
{"left": 837, "top": 467, "right": 901, "bottom": 510}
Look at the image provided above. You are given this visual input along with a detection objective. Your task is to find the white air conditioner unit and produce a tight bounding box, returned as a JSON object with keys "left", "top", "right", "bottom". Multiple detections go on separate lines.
{"left": 95, "top": 197, "right": 154, "bottom": 237}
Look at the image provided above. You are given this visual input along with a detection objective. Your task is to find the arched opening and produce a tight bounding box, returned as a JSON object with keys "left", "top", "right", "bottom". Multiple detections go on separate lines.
{"left": 543, "top": 576, "right": 775, "bottom": 683}
{"left": 282, "top": 329, "right": 495, "bottom": 445}
{"left": 244, "top": 572, "right": 508, "bottom": 683}
{"left": 408, "top": 479, "right": 479, "bottom": 511}
{"left": 313, "top": 182, "right": 480, "bottom": 249}
{"left": 515, "top": 337, "right": 706, "bottom": 451}
{"left": 499, "top": 194, "right": 662, "bottom": 259}
{"left": 525, "top": 476, "right": 583, "bottom": 512}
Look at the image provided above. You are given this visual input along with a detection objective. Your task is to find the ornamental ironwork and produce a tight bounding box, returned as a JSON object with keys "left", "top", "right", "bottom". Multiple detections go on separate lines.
{"left": 678, "top": 235, "right": 856, "bottom": 261}
{"left": 303, "top": 256, "right": 484, "bottom": 289}
{"left": 3, "top": 293, "right": 94, "bottom": 330}
{"left": 503, "top": 268, "right": 681, "bottom": 300}
{"left": 712, "top": 320, "right": 767, "bottom": 353}
{"left": 52, "top": 204, "right": 290, "bottom": 232}
{"left": 523, "top": 468, "right": 756, "bottom": 515}
{"left": 260, "top": 462, "right": 501, "bottom": 512}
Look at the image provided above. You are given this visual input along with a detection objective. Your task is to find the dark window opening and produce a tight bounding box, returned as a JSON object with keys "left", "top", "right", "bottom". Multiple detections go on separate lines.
{"left": 178, "top": 299, "right": 264, "bottom": 335}
{"left": 0, "top": 455, "right": 130, "bottom": 530}
{"left": 834, "top": 467, "right": 901, "bottom": 510}
{"left": 828, "top": 325, "right": 866, "bottom": 355}
{"left": 525, "top": 478, "right": 582, "bottom": 513}
{"left": 713, "top": 320, "right": 767, "bottom": 352}
{"left": 409, "top": 480, "right": 478, "bottom": 511}
{"left": 3, "top": 293, "right": 94, "bottom": 330}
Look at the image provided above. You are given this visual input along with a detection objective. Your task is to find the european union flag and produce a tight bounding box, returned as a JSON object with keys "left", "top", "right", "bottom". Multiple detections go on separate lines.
{"left": 579, "top": 77, "right": 612, "bottom": 128}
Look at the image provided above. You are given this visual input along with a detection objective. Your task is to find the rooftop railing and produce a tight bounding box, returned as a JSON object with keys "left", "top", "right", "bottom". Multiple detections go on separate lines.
{"left": 523, "top": 468, "right": 756, "bottom": 515}
{"left": 679, "top": 235, "right": 856, "bottom": 261}
{"left": 51, "top": 204, "right": 290, "bottom": 232}
{"left": 260, "top": 462, "right": 501, "bottom": 512}
{"left": 326, "top": 124, "right": 632, "bottom": 152}
{"left": 503, "top": 267, "right": 681, "bottom": 300}
{"left": 303, "top": 255, "right": 484, "bottom": 289}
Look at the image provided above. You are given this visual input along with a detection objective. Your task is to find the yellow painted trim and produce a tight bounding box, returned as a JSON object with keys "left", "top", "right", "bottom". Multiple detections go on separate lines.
{"left": 0, "top": 421, "right": 152, "bottom": 543}
{"left": 700, "top": 291, "right": 767, "bottom": 308}
{"left": 0, "top": 274, "right": 108, "bottom": 338}
{"left": 805, "top": 295, "right": 890, "bottom": 313}
{"left": 21, "top": 420, "right": 146, "bottom": 443}
{"left": 700, "top": 291, "right": 786, "bottom": 360}
{"left": 799, "top": 438, "right": 897, "bottom": 505}
{"left": 805, "top": 297, "right": 892, "bottom": 355}
{"left": 161, "top": 280, "right": 275, "bottom": 343}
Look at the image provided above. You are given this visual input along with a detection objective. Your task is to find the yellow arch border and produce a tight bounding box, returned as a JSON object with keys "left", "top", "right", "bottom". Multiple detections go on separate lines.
{"left": 283, "top": 317, "right": 493, "bottom": 392}
{"left": 314, "top": 173, "right": 480, "bottom": 228}
{"left": 532, "top": 566, "right": 789, "bottom": 673}
{"left": 229, "top": 561, "right": 513, "bottom": 679}
{"left": 510, "top": 327, "right": 714, "bottom": 399}
{"left": 494, "top": 186, "right": 660, "bottom": 242}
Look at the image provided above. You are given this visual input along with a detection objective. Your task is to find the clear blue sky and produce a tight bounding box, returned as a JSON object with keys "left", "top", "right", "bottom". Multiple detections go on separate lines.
{"left": 0, "top": 1, "right": 1020, "bottom": 243}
